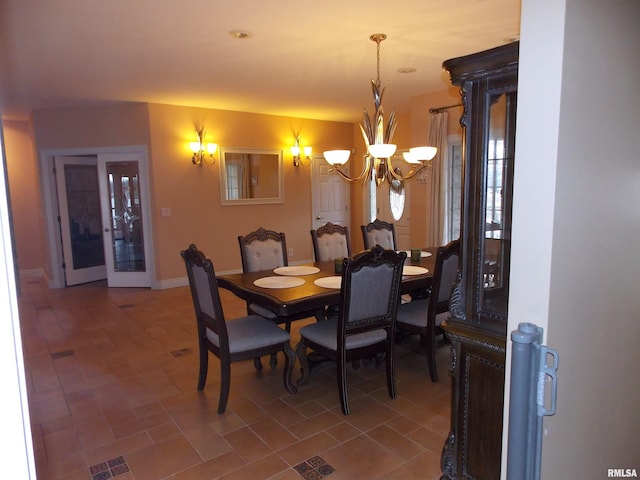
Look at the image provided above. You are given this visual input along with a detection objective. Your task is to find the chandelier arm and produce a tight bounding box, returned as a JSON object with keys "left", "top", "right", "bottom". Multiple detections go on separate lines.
{"left": 330, "top": 161, "right": 371, "bottom": 183}
{"left": 387, "top": 158, "right": 427, "bottom": 181}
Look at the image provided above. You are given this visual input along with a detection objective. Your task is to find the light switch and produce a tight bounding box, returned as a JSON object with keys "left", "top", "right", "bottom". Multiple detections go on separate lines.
{"left": 161, "top": 207, "right": 171, "bottom": 217}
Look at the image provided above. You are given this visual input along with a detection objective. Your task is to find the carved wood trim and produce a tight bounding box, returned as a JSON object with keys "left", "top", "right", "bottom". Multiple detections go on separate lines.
{"left": 440, "top": 431, "right": 457, "bottom": 480}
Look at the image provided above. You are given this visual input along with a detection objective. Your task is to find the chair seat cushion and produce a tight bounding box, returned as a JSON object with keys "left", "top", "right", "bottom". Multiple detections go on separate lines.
{"left": 396, "top": 298, "right": 429, "bottom": 327}
{"left": 300, "top": 318, "right": 387, "bottom": 350}
{"left": 397, "top": 299, "right": 450, "bottom": 329}
{"left": 206, "top": 315, "right": 289, "bottom": 353}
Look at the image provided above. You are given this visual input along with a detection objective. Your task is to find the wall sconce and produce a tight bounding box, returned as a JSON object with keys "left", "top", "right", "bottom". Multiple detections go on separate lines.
{"left": 292, "top": 135, "right": 312, "bottom": 167}
{"left": 190, "top": 127, "right": 217, "bottom": 166}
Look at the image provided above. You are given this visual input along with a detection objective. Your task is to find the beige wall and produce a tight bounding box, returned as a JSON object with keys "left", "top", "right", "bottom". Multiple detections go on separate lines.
{"left": 146, "top": 103, "right": 352, "bottom": 280}
{"left": 3, "top": 90, "right": 460, "bottom": 286}
{"left": 1, "top": 119, "right": 47, "bottom": 274}
{"left": 407, "top": 88, "right": 463, "bottom": 247}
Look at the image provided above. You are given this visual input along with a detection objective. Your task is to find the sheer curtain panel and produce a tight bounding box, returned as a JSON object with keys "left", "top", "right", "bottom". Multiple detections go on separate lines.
{"left": 427, "top": 111, "right": 448, "bottom": 246}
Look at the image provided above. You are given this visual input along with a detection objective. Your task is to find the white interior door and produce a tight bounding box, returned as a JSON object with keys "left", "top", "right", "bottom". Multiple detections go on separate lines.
{"left": 311, "top": 154, "right": 350, "bottom": 230}
{"left": 54, "top": 156, "right": 107, "bottom": 285}
{"left": 97, "top": 152, "right": 153, "bottom": 287}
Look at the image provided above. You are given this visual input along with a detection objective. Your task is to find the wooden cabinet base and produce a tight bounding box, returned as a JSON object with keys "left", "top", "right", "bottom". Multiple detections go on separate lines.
{"left": 440, "top": 321, "right": 506, "bottom": 479}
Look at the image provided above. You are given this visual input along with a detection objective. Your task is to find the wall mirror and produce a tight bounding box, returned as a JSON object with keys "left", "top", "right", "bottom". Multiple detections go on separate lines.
{"left": 219, "top": 147, "right": 284, "bottom": 205}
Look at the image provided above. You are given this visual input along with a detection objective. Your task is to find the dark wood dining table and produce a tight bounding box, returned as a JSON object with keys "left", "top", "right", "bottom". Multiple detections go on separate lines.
{"left": 216, "top": 247, "right": 437, "bottom": 321}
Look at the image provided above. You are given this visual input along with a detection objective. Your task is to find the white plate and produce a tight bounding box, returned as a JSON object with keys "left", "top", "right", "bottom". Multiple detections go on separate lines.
{"left": 402, "top": 266, "right": 429, "bottom": 276}
{"left": 273, "top": 265, "right": 320, "bottom": 276}
{"left": 253, "top": 276, "right": 305, "bottom": 289}
{"left": 402, "top": 250, "right": 432, "bottom": 258}
{"left": 313, "top": 276, "right": 342, "bottom": 289}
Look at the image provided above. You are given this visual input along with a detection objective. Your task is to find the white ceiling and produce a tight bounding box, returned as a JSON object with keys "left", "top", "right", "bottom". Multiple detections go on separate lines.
{"left": 0, "top": 0, "right": 521, "bottom": 123}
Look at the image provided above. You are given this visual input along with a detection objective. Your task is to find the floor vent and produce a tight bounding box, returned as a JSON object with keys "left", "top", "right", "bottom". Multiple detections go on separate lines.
{"left": 89, "top": 455, "right": 129, "bottom": 479}
{"left": 294, "top": 456, "right": 334, "bottom": 478}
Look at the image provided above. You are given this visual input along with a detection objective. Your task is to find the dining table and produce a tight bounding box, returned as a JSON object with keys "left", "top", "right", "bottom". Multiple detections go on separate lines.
{"left": 216, "top": 247, "right": 437, "bottom": 322}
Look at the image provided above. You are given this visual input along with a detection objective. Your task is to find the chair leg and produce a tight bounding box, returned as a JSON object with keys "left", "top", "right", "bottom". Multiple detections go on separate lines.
{"left": 197, "top": 342, "right": 208, "bottom": 390}
{"left": 282, "top": 343, "right": 297, "bottom": 394}
{"left": 295, "top": 341, "right": 310, "bottom": 386}
{"left": 338, "top": 355, "right": 350, "bottom": 415}
{"left": 254, "top": 357, "right": 263, "bottom": 370}
{"left": 426, "top": 330, "right": 438, "bottom": 383}
{"left": 386, "top": 344, "right": 397, "bottom": 400}
{"left": 269, "top": 353, "right": 278, "bottom": 368}
{"left": 218, "top": 361, "right": 231, "bottom": 414}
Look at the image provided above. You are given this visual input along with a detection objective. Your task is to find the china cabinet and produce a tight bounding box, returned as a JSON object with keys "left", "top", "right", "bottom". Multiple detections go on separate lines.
{"left": 440, "top": 41, "right": 518, "bottom": 479}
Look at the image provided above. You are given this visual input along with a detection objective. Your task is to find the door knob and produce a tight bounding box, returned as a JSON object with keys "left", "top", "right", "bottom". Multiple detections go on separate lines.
{"left": 104, "top": 227, "right": 110, "bottom": 232}
{"left": 316, "top": 216, "right": 324, "bottom": 220}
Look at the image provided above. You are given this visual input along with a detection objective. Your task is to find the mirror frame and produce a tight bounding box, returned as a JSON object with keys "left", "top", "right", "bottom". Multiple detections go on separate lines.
{"left": 219, "top": 147, "right": 284, "bottom": 205}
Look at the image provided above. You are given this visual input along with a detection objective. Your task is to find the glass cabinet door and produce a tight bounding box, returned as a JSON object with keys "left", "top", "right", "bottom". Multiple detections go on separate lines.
{"left": 479, "top": 89, "right": 516, "bottom": 319}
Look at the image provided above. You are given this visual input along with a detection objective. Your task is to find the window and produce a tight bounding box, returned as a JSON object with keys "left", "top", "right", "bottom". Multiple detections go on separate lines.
{"left": 225, "top": 163, "right": 241, "bottom": 200}
{"left": 444, "top": 136, "right": 462, "bottom": 243}
{"left": 485, "top": 138, "right": 505, "bottom": 238}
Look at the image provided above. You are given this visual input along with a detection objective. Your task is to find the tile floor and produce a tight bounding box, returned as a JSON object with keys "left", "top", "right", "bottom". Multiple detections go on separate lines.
{"left": 19, "top": 277, "right": 451, "bottom": 480}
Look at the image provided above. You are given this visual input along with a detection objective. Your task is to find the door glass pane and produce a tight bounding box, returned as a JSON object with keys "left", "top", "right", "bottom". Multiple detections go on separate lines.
{"left": 447, "top": 142, "right": 462, "bottom": 242}
{"left": 64, "top": 164, "right": 105, "bottom": 269}
{"left": 389, "top": 174, "right": 405, "bottom": 221}
{"left": 106, "top": 162, "right": 146, "bottom": 272}
{"left": 481, "top": 91, "right": 515, "bottom": 317}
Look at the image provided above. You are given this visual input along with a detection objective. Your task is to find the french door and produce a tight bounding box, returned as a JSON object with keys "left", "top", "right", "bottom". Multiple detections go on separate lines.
{"left": 55, "top": 156, "right": 106, "bottom": 285}
{"left": 54, "top": 151, "right": 152, "bottom": 287}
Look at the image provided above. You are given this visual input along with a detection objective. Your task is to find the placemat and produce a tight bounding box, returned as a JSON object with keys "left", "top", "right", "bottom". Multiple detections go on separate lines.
{"left": 273, "top": 266, "right": 320, "bottom": 276}
{"left": 313, "top": 276, "right": 342, "bottom": 289}
{"left": 253, "top": 276, "right": 305, "bottom": 288}
{"left": 402, "top": 266, "right": 429, "bottom": 276}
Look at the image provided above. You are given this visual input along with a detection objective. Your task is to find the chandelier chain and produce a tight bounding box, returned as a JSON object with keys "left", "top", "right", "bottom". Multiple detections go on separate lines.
{"left": 371, "top": 33, "right": 386, "bottom": 87}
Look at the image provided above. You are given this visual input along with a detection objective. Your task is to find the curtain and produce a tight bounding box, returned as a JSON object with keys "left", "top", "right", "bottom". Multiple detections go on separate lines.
{"left": 427, "top": 111, "right": 448, "bottom": 246}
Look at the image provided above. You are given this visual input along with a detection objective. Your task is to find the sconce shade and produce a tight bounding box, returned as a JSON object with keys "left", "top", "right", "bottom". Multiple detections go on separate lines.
{"left": 303, "top": 146, "right": 312, "bottom": 157}
{"left": 323, "top": 150, "right": 351, "bottom": 165}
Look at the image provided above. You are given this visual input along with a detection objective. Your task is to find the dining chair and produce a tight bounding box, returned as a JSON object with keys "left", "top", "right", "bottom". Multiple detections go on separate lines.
{"left": 396, "top": 238, "right": 460, "bottom": 382}
{"left": 180, "top": 244, "right": 296, "bottom": 414}
{"left": 238, "top": 226, "right": 288, "bottom": 273}
{"left": 295, "top": 245, "right": 406, "bottom": 415}
{"left": 237, "top": 227, "right": 288, "bottom": 319}
{"left": 361, "top": 219, "right": 397, "bottom": 250}
{"left": 238, "top": 227, "right": 324, "bottom": 369}
{"left": 310, "top": 222, "right": 351, "bottom": 262}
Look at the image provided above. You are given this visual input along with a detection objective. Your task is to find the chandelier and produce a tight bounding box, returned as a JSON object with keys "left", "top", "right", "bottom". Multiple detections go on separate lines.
{"left": 323, "top": 33, "right": 437, "bottom": 186}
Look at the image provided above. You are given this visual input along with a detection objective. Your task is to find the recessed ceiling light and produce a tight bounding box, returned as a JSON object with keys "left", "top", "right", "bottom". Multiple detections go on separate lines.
{"left": 398, "top": 67, "right": 416, "bottom": 74}
{"left": 228, "top": 30, "right": 252, "bottom": 39}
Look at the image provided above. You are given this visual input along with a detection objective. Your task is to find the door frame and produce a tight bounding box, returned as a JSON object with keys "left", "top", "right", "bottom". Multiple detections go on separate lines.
{"left": 39, "top": 145, "right": 155, "bottom": 288}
